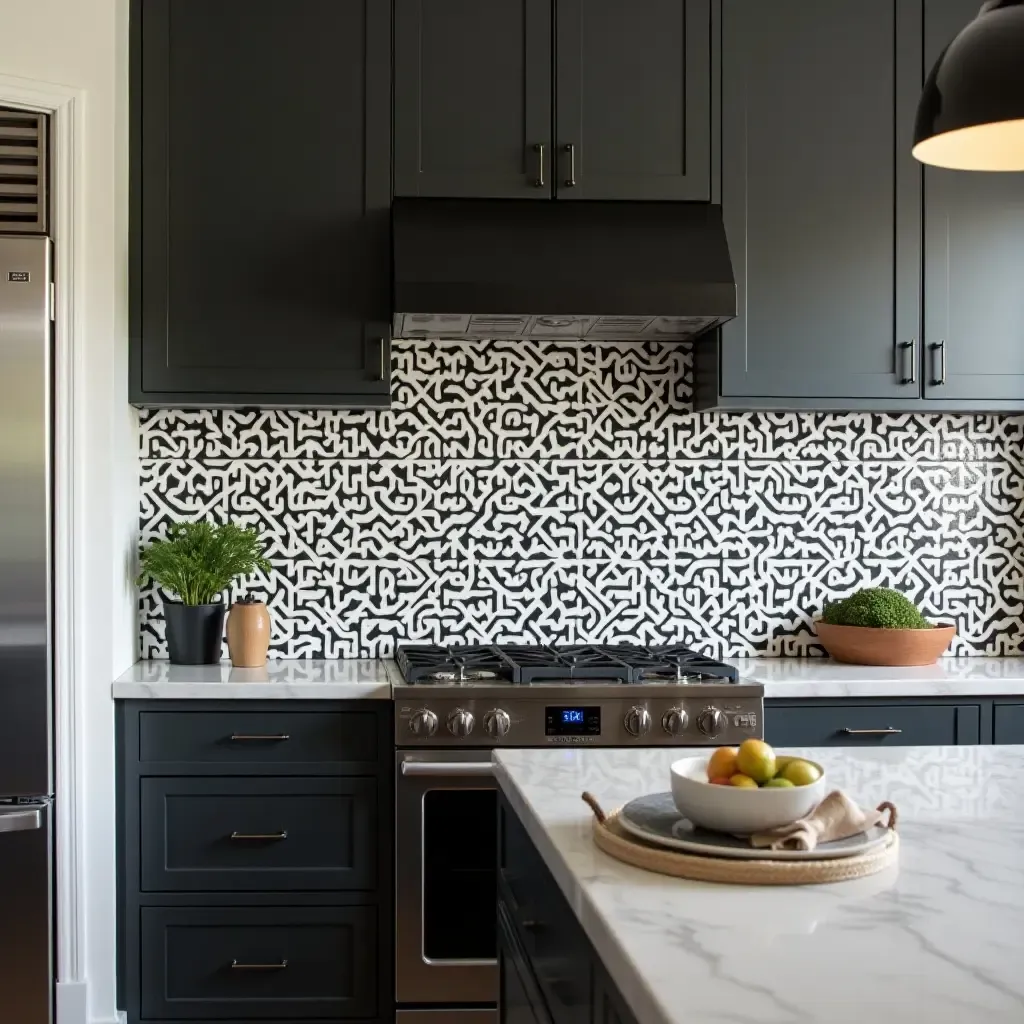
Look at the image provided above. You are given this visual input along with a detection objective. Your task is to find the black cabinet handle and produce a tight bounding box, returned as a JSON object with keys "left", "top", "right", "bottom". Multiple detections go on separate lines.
{"left": 533, "top": 143, "right": 545, "bottom": 187}
{"left": 367, "top": 337, "right": 386, "bottom": 381}
{"left": 229, "top": 831, "right": 288, "bottom": 841}
{"left": 229, "top": 733, "right": 290, "bottom": 742}
{"left": 899, "top": 339, "right": 916, "bottom": 384}
{"left": 230, "top": 960, "right": 288, "bottom": 970}
{"left": 931, "top": 340, "right": 946, "bottom": 386}
{"left": 563, "top": 143, "right": 576, "bottom": 187}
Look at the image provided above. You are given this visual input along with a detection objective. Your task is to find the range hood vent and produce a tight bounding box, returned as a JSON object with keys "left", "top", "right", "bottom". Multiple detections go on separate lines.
{"left": 0, "top": 108, "right": 47, "bottom": 234}
{"left": 393, "top": 198, "right": 736, "bottom": 343}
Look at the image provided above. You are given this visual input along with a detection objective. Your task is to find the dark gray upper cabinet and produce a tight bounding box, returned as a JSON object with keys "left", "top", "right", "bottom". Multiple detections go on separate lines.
{"left": 715, "top": 0, "right": 923, "bottom": 402}
{"left": 922, "top": 0, "right": 1024, "bottom": 402}
{"left": 555, "top": 0, "right": 711, "bottom": 200}
{"left": 130, "top": 0, "right": 392, "bottom": 408}
{"left": 394, "top": 0, "right": 553, "bottom": 198}
{"left": 393, "top": 0, "right": 712, "bottom": 201}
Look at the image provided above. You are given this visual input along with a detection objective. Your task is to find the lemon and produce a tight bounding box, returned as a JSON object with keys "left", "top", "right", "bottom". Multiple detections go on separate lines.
{"left": 762, "top": 777, "right": 795, "bottom": 788}
{"left": 729, "top": 773, "right": 758, "bottom": 788}
{"left": 780, "top": 759, "right": 822, "bottom": 787}
{"left": 735, "top": 739, "right": 777, "bottom": 784}
{"left": 706, "top": 746, "right": 739, "bottom": 781}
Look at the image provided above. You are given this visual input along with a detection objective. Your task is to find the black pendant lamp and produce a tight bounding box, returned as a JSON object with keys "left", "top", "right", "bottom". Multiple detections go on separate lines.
{"left": 913, "top": 0, "right": 1024, "bottom": 171}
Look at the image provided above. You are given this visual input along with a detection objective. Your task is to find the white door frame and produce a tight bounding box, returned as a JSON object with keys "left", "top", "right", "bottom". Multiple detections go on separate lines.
{"left": 0, "top": 73, "right": 88, "bottom": 1024}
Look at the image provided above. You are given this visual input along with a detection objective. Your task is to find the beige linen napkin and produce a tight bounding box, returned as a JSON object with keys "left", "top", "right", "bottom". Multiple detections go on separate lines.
{"left": 749, "top": 791, "right": 897, "bottom": 851}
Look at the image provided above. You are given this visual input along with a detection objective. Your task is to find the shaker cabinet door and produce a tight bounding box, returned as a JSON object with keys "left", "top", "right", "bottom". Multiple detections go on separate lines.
{"left": 718, "top": 0, "right": 922, "bottom": 400}
{"left": 394, "top": 0, "right": 553, "bottom": 198}
{"left": 131, "top": 0, "right": 393, "bottom": 407}
{"left": 555, "top": 0, "right": 712, "bottom": 200}
{"left": 922, "top": 0, "right": 1024, "bottom": 402}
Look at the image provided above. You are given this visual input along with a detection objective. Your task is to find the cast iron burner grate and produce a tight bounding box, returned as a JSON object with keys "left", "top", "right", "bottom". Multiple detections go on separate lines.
{"left": 395, "top": 643, "right": 738, "bottom": 684}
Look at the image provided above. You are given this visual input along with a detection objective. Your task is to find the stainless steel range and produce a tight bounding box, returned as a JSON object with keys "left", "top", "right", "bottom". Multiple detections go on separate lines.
{"left": 394, "top": 643, "right": 763, "bottom": 1022}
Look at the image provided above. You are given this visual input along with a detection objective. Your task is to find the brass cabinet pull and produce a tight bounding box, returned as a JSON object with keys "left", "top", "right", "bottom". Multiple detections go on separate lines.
{"left": 931, "top": 340, "right": 946, "bottom": 386}
{"left": 231, "top": 960, "right": 288, "bottom": 970}
{"left": 841, "top": 727, "right": 902, "bottom": 735}
{"left": 230, "top": 831, "right": 288, "bottom": 841}
{"left": 899, "top": 339, "right": 916, "bottom": 384}
{"left": 533, "top": 143, "right": 545, "bottom": 187}
{"left": 228, "top": 733, "right": 290, "bottom": 742}
{"left": 564, "top": 143, "right": 576, "bottom": 187}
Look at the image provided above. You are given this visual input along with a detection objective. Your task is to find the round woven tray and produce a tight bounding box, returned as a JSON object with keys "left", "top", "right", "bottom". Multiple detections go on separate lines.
{"left": 583, "top": 793, "right": 900, "bottom": 885}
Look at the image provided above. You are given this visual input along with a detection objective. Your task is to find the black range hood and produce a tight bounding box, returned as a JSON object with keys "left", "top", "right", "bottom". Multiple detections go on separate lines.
{"left": 392, "top": 197, "right": 736, "bottom": 343}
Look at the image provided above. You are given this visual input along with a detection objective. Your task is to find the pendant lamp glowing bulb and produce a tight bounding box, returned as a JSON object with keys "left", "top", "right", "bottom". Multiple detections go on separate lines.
{"left": 913, "top": 0, "right": 1024, "bottom": 171}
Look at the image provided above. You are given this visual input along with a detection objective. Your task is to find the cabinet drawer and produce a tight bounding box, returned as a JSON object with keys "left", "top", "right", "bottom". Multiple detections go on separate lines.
{"left": 765, "top": 703, "right": 980, "bottom": 746}
{"left": 139, "top": 905, "right": 376, "bottom": 1019}
{"left": 141, "top": 777, "right": 376, "bottom": 891}
{"left": 138, "top": 710, "right": 377, "bottom": 767}
{"left": 994, "top": 704, "right": 1024, "bottom": 744}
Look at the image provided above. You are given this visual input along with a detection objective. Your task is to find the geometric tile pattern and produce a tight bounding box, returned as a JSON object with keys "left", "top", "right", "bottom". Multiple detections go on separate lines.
{"left": 139, "top": 340, "right": 1024, "bottom": 658}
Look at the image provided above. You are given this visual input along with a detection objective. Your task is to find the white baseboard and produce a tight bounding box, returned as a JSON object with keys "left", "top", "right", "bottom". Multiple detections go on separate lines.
{"left": 55, "top": 980, "right": 87, "bottom": 1024}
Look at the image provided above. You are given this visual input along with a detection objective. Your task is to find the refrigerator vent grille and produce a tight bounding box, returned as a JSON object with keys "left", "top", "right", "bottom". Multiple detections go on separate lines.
{"left": 0, "top": 108, "right": 47, "bottom": 233}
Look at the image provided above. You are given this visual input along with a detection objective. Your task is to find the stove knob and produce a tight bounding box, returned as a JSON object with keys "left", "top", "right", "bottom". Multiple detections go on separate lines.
{"left": 482, "top": 709, "right": 511, "bottom": 739}
{"left": 624, "top": 705, "right": 652, "bottom": 738}
{"left": 409, "top": 709, "right": 438, "bottom": 738}
{"left": 447, "top": 708, "right": 476, "bottom": 738}
{"left": 697, "top": 706, "right": 727, "bottom": 739}
{"left": 661, "top": 707, "right": 689, "bottom": 737}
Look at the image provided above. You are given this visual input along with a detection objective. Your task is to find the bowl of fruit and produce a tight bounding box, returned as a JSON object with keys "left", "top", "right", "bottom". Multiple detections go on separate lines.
{"left": 670, "top": 740, "right": 825, "bottom": 834}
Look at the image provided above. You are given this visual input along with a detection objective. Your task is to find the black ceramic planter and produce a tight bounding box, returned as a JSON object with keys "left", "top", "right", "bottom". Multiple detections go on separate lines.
{"left": 163, "top": 600, "right": 226, "bottom": 664}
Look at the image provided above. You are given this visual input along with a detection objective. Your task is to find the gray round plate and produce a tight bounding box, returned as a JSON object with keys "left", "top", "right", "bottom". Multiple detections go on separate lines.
{"left": 617, "top": 792, "right": 890, "bottom": 861}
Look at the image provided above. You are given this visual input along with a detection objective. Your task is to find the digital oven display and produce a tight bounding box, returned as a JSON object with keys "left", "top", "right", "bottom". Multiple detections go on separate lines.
{"left": 545, "top": 706, "right": 601, "bottom": 736}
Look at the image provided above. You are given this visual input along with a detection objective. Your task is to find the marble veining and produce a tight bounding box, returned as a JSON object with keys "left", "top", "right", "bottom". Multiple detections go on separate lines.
{"left": 493, "top": 745, "right": 1024, "bottom": 1024}
{"left": 112, "top": 658, "right": 396, "bottom": 699}
{"left": 731, "top": 656, "right": 1024, "bottom": 697}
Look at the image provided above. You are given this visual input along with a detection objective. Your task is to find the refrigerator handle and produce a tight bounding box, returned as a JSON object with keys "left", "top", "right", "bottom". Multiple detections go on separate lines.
{"left": 0, "top": 808, "right": 42, "bottom": 834}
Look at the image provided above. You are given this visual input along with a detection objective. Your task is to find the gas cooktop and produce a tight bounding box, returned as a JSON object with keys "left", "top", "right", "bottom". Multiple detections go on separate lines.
{"left": 393, "top": 643, "right": 761, "bottom": 747}
{"left": 395, "top": 642, "right": 739, "bottom": 685}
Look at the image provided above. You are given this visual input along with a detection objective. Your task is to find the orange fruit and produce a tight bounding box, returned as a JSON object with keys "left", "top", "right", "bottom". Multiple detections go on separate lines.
{"left": 729, "top": 774, "right": 758, "bottom": 788}
{"left": 736, "top": 739, "right": 777, "bottom": 784}
{"left": 706, "top": 746, "right": 739, "bottom": 781}
{"left": 708, "top": 777, "right": 732, "bottom": 786}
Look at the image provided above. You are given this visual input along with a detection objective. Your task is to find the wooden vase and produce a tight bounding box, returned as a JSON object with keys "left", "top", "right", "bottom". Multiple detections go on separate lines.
{"left": 226, "top": 601, "right": 271, "bottom": 668}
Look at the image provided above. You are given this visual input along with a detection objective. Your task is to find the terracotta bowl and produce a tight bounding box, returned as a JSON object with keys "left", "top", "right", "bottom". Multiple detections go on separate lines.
{"left": 813, "top": 621, "right": 956, "bottom": 666}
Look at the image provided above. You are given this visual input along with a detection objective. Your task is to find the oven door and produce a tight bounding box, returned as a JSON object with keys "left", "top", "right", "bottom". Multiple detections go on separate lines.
{"left": 396, "top": 750, "right": 499, "bottom": 1007}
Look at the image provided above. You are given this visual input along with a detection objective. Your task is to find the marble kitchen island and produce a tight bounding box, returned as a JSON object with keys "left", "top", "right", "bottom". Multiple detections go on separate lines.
{"left": 493, "top": 745, "right": 1024, "bottom": 1024}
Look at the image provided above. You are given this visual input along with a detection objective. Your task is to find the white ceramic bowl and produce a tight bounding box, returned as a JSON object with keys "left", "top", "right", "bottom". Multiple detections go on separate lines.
{"left": 669, "top": 756, "right": 826, "bottom": 834}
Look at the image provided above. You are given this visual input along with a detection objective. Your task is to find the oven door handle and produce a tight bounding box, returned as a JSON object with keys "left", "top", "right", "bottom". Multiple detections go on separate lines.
{"left": 400, "top": 761, "right": 494, "bottom": 778}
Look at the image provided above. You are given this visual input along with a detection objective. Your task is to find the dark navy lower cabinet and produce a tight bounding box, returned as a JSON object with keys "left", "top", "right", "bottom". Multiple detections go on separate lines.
{"left": 764, "top": 699, "right": 983, "bottom": 747}
{"left": 498, "top": 793, "right": 638, "bottom": 1024}
{"left": 993, "top": 703, "right": 1024, "bottom": 744}
{"left": 117, "top": 699, "right": 394, "bottom": 1024}
{"left": 140, "top": 905, "right": 377, "bottom": 1020}
{"left": 140, "top": 775, "right": 377, "bottom": 893}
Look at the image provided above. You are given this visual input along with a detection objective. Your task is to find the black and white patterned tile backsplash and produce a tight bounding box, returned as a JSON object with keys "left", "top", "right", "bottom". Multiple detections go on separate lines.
{"left": 139, "top": 340, "right": 1024, "bottom": 659}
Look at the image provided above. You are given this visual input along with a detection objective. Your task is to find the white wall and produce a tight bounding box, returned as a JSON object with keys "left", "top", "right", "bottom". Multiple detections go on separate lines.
{"left": 0, "top": 2, "right": 136, "bottom": 1022}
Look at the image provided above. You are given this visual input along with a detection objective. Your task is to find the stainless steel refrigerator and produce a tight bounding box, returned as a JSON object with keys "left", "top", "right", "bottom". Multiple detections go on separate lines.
{"left": 0, "top": 234, "right": 54, "bottom": 1024}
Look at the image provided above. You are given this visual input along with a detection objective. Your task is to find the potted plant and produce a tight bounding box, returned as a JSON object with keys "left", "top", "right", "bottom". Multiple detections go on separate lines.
{"left": 136, "top": 521, "right": 271, "bottom": 665}
{"left": 814, "top": 587, "right": 955, "bottom": 666}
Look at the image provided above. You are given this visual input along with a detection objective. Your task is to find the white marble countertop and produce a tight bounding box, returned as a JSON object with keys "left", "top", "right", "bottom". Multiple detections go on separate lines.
{"left": 112, "top": 656, "right": 1024, "bottom": 701}
{"left": 112, "top": 659, "right": 396, "bottom": 699}
{"left": 493, "top": 745, "right": 1024, "bottom": 1024}
{"left": 728, "top": 656, "right": 1024, "bottom": 698}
